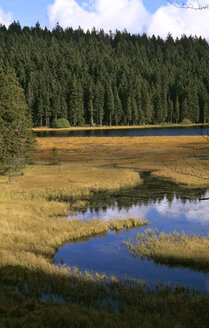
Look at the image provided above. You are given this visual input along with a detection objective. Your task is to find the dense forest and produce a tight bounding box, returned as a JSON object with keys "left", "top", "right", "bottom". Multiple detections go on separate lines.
{"left": 0, "top": 21, "right": 209, "bottom": 127}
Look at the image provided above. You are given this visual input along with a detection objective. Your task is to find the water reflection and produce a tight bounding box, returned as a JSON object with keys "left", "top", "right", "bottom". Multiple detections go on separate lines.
{"left": 55, "top": 172, "right": 209, "bottom": 292}
{"left": 36, "top": 126, "right": 209, "bottom": 138}
{"left": 68, "top": 172, "right": 209, "bottom": 234}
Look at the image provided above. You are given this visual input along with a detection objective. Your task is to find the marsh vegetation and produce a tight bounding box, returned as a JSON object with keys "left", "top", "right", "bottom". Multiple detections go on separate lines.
{"left": 124, "top": 230, "right": 209, "bottom": 271}
{"left": 1, "top": 134, "right": 209, "bottom": 327}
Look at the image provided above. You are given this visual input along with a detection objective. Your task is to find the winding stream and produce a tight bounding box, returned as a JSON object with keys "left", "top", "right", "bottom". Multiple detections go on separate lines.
{"left": 54, "top": 173, "right": 209, "bottom": 292}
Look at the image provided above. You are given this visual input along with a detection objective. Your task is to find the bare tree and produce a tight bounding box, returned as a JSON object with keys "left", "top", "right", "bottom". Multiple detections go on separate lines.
{"left": 167, "top": 1, "right": 209, "bottom": 9}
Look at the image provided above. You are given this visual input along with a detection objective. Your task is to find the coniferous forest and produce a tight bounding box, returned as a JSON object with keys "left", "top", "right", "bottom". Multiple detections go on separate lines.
{"left": 1, "top": 21, "right": 209, "bottom": 127}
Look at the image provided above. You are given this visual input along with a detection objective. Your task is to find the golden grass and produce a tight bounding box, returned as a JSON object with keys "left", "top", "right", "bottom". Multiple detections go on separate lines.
{"left": 0, "top": 135, "right": 208, "bottom": 281}
{"left": 33, "top": 123, "right": 207, "bottom": 131}
{"left": 125, "top": 230, "right": 209, "bottom": 271}
{"left": 0, "top": 134, "right": 209, "bottom": 326}
{"left": 35, "top": 135, "right": 209, "bottom": 187}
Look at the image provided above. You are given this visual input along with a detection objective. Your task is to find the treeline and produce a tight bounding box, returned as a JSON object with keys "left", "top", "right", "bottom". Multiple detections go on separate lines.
{"left": 0, "top": 21, "right": 209, "bottom": 127}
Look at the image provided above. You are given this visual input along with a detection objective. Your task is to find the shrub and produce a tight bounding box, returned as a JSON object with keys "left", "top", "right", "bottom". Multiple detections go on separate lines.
{"left": 181, "top": 118, "right": 193, "bottom": 125}
{"left": 52, "top": 118, "right": 70, "bottom": 128}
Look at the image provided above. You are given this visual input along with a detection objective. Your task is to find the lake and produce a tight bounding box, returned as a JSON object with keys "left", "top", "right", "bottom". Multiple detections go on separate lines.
{"left": 54, "top": 172, "right": 209, "bottom": 292}
{"left": 36, "top": 125, "right": 209, "bottom": 137}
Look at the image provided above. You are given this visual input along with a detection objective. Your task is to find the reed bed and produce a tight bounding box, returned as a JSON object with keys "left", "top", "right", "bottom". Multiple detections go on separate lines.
{"left": 108, "top": 217, "right": 148, "bottom": 231}
{"left": 1, "top": 278, "right": 209, "bottom": 328}
{"left": 124, "top": 229, "right": 209, "bottom": 271}
{"left": 1, "top": 135, "right": 209, "bottom": 327}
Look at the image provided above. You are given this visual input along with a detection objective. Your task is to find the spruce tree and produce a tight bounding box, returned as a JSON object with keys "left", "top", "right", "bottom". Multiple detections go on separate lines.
{"left": 69, "top": 76, "right": 84, "bottom": 126}
{"left": 94, "top": 81, "right": 104, "bottom": 126}
{"left": 113, "top": 87, "right": 123, "bottom": 126}
{"left": 106, "top": 85, "right": 114, "bottom": 126}
{"left": 0, "top": 68, "right": 34, "bottom": 180}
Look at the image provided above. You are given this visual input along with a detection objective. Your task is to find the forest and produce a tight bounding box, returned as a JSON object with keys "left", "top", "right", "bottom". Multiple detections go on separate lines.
{"left": 0, "top": 21, "right": 209, "bottom": 127}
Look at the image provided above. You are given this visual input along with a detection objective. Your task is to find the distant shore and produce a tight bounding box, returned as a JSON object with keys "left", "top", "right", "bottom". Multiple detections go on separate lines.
{"left": 33, "top": 123, "right": 208, "bottom": 132}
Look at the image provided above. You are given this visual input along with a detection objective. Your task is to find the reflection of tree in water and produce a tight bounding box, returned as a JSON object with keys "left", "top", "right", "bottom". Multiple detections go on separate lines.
{"left": 85, "top": 172, "right": 208, "bottom": 215}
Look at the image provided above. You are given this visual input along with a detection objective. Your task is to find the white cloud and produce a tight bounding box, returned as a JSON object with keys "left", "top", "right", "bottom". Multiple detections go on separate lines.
{"left": 47, "top": 0, "right": 209, "bottom": 39}
{"left": 0, "top": 6, "right": 12, "bottom": 27}
{"left": 47, "top": 0, "right": 150, "bottom": 34}
{"left": 147, "top": 1, "right": 209, "bottom": 39}
{"left": 154, "top": 194, "right": 209, "bottom": 225}
{"left": 69, "top": 191, "right": 209, "bottom": 227}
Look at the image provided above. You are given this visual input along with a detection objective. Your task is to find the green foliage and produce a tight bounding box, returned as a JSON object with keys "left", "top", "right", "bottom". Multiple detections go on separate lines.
{"left": 52, "top": 118, "right": 70, "bottom": 128}
{"left": 0, "top": 24, "right": 208, "bottom": 126}
{"left": 49, "top": 147, "right": 61, "bottom": 166}
{"left": 181, "top": 118, "right": 193, "bottom": 125}
{"left": 0, "top": 68, "right": 34, "bottom": 180}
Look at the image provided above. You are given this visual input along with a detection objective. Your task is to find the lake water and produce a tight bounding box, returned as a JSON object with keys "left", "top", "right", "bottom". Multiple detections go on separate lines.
{"left": 54, "top": 173, "right": 209, "bottom": 292}
{"left": 36, "top": 126, "right": 209, "bottom": 137}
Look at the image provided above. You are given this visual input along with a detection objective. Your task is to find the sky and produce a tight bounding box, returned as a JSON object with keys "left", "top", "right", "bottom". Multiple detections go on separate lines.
{"left": 0, "top": 0, "right": 209, "bottom": 39}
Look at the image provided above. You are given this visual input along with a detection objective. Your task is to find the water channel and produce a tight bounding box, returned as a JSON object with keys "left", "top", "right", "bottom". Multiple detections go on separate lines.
{"left": 54, "top": 172, "right": 209, "bottom": 293}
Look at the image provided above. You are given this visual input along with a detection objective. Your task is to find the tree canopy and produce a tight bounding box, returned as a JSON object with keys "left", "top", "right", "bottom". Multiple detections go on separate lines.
{"left": 0, "top": 68, "right": 34, "bottom": 179}
{"left": 0, "top": 23, "right": 208, "bottom": 127}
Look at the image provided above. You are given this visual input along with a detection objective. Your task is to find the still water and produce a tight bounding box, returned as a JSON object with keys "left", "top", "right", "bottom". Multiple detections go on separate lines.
{"left": 36, "top": 126, "right": 209, "bottom": 137}
{"left": 54, "top": 173, "right": 209, "bottom": 292}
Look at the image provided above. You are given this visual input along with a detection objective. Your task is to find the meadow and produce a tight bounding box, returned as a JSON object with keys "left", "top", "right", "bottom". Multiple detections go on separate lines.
{"left": 1, "top": 134, "right": 209, "bottom": 327}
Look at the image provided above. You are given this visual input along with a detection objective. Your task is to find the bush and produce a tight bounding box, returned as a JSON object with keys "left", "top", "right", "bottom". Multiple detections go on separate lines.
{"left": 52, "top": 118, "right": 70, "bottom": 128}
{"left": 181, "top": 118, "right": 193, "bottom": 125}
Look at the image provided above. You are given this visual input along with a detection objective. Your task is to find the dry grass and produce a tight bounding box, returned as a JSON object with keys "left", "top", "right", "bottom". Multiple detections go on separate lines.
{"left": 33, "top": 123, "right": 206, "bottom": 132}
{"left": 125, "top": 230, "right": 209, "bottom": 271}
{"left": 1, "top": 134, "right": 209, "bottom": 326}
{"left": 35, "top": 135, "right": 209, "bottom": 187}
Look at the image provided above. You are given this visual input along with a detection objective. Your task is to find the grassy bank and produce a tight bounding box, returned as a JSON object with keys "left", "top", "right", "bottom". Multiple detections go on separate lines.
{"left": 33, "top": 122, "right": 208, "bottom": 132}
{"left": 124, "top": 230, "right": 209, "bottom": 272}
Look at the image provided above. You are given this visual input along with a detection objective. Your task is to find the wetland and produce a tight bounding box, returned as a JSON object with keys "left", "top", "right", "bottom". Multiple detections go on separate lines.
{"left": 55, "top": 172, "right": 209, "bottom": 292}
{"left": 1, "top": 133, "right": 209, "bottom": 327}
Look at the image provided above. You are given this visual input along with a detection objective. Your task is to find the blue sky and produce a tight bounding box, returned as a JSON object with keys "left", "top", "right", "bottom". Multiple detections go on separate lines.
{"left": 0, "top": 0, "right": 167, "bottom": 27}
{"left": 0, "top": 1, "right": 208, "bottom": 39}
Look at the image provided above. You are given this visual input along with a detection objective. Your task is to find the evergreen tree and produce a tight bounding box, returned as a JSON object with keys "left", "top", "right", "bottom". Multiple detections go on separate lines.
{"left": 106, "top": 84, "right": 114, "bottom": 126}
{"left": 167, "top": 97, "right": 174, "bottom": 123}
{"left": 69, "top": 76, "right": 84, "bottom": 126}
{"left": 113, "top": 87, "right": 123, "bottom": 126}
{"left": 0, "top": 25, "right": 208, "bottom": 127}
{"left": 0, "top": 68, "right": 34, "bottom": 180}
{"left": 94, "top": 81, "right": 104, "bottom": 126}
{"left": 131, "top": 97, "right": 139, "bottom": 125}
{"left": 174, "top": 96, "right": 180, "bottom": 123}
{"left": 86, "top": 81, "right": 95, "bottom": 126}
{"left": 125, "top": 96, "right": 132, "bottom": 125}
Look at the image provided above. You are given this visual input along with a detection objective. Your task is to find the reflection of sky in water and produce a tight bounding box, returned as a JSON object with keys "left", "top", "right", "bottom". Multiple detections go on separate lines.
{"left": 55, "top": 229, "right": 209, "bottom": 293}
{"left": 68, "top": 191, "right": 209, "bottom": 235}
{"left": 56, "top": 184, "right": 209, "bottom": 292}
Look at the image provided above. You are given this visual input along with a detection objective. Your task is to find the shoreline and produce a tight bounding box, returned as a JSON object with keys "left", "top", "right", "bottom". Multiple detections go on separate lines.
{"left": 32, "top": 123, "right": 209, "bottom": 132}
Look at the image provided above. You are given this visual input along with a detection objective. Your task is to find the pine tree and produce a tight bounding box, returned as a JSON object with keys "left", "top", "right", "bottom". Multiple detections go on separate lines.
{"left": 86, "top": 82, "right": 95, "bottom": 126}
{"left": 113, "top": 87, "right": 123, "bottom": 126}
{"left": 69, "top": 76, "right": 84, "bottom": 126}
{"left": 167, "top": 97, "right": 174, "bottom": 123}
{"left": 131, "top": 97, "right": 138, "bottom": 125}
{"left": 106, "top": 85, "right": 114, "bottom": 126}
{"left": 94, "top": 81, "right": 104, "bottom": 126}
{"left": 125, "top": 97, "right": 132, "bottom": 125}
{"left": 174, "top": 96, "right": 180, "bottom": 123}
{"left": 0, "top": 68, "right": 34, "bottom": 180}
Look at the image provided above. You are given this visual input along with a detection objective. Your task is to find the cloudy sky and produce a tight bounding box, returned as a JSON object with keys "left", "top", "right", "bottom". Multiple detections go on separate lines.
{"left": 0, "top": 0, "right": 208, "bottom": 39}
